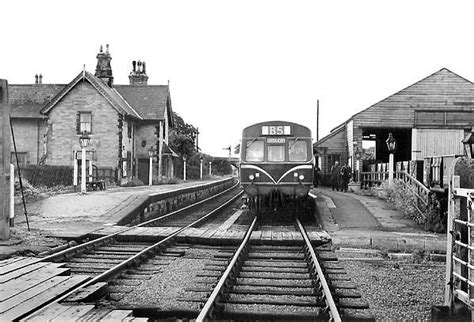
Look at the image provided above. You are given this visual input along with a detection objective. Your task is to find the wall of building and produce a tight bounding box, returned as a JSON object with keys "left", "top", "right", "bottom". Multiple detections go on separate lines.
{"left": 46, "top": 82, "right": 119, "bottom": 168}
{"left": 134, "top": 122, "right": 156, "bottom": 160}
{"left": 315, "top": 127, "right": 347, "bottom": 175}
{"left": 10, "top": 119, "right": 46, "bottom": 165}
{"left": 412, "top": 128, "right": 465, "bottom": 160}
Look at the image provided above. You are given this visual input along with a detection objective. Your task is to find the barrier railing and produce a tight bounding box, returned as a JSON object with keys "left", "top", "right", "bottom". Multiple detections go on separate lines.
{"left": 361, "top": 169, "right": 430, "bottom": 221}
{"left": 445, "top": 176, "right": 474, "bottom": 311}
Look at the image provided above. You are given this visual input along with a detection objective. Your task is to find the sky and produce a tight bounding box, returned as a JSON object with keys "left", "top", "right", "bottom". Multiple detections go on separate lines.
{"left": 2, "top": 0, "right": 474, "bottom": 157}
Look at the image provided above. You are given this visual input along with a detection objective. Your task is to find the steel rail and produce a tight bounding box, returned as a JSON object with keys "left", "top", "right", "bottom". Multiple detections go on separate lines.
{"left": 196, "top": 216, "right": 257, "bottom": 321}
{"left": 22, "top": 188, "right": 243, "bottom": 320}
{"left": 296, "top": 218, "right": 341, "bottom": 322}
{"left": 22, "top": 181, "right": 240, "bottom": 267}
{"left": 198, "top": 218, "right": 341, "bottom": 321}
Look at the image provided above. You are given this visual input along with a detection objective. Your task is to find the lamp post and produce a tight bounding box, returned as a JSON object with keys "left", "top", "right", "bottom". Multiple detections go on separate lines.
{"left": 79, "top": 131, "right": 90, "bottom": 194}
{"left": 200, "top": 156, "right": 203, "bottom": 180}
{"left": 385, "top": 133, "right": 397, "bottom": 185}
{"left": 354, "top": 147, "right": 361, "bottom": 182}
{"left": 148, "top": 147, "right": 156, "bottom": 186}
{"left": 462, "top": 128, "right": 474, "bottom": 160}
{"left": 183, "top": 155, "right": 187, "bottom": 181}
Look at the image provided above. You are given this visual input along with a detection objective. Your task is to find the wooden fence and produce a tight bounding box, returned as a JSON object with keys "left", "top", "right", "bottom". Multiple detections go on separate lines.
{"left": 445, "top": 171, "right": 473, "bottom": 312}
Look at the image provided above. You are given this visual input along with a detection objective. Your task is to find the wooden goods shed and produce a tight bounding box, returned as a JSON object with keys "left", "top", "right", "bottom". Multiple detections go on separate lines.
{"left": 314, "top": 68, "right": 474, "bottom": 180}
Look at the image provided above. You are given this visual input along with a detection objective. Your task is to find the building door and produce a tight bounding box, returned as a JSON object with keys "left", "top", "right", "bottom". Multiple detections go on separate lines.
{"left": 138, "top": 158, "right": 149, "bottom": 185}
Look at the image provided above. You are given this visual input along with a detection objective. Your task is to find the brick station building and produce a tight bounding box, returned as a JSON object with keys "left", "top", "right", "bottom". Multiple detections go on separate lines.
{"left": 314, "top": 68, "right": 474, "bottom": 183}
{"left": 9, "top": 45, "right": 177, "bottom": 185}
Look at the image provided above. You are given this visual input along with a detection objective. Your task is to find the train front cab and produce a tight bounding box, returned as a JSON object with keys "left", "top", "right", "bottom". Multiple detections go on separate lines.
{"left": 240, "top": 122, "right": 314, "bottom": 211}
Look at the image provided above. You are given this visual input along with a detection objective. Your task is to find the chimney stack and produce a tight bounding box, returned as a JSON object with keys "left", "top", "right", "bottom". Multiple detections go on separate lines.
{"left": 95, "top": 44, "right": 114, "bottom": 87}
{"left": 128, "top": 59, "right": 149, "bottom": 85}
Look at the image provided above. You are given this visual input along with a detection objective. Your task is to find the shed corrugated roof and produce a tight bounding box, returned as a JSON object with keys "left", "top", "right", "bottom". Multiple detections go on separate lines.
{"left": 114, "top": 85, "right": 169, "bottom": 120}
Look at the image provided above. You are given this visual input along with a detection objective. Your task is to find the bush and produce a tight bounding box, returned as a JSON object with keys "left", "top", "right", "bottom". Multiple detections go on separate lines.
{"left": 424, "top": 193, "right": 447, "bottom": 233}
{"left": 383, "top": 180, "right": 427, "bottom": 225}
{"left": 381, "top": 180, "right": 446, "bottom": 232}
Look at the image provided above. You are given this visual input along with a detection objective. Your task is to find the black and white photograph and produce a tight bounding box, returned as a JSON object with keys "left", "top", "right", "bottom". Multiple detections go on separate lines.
{"left": 0, "top": 1, "right": 473, "bottom": 320}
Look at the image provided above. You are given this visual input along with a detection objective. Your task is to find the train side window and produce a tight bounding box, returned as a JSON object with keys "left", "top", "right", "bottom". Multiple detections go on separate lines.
{"left": 245, "top": 140, "right": 264, "bottom": 161}
{"left": 288, "top": 140, "right": 307, "bottom": 161}
{"left": 268, "top": 145, "right": 285, "bottom": 162}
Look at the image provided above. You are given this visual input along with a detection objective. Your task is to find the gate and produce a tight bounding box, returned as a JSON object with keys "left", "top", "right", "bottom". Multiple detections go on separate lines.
{"left": 444, "top": 157, "right": 473, "bottom": 316}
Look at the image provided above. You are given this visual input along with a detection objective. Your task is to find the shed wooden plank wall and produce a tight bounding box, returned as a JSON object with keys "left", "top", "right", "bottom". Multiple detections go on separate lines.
{"left": 314, "top": 127, "right": 347, "bottom": 174}
{"left": 353, "top": 69, "right": 474, "bottom": 129}
{"left": 412, "top": 129, "right": 465, "bottom": 160}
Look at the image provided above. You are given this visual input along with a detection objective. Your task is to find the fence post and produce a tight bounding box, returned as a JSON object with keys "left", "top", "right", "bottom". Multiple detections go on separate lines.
{"left": 73, "top": 152, "right": 78, "bottom": 191}
{"left": 10, "top": 164, "right": 14, "bottom": 227}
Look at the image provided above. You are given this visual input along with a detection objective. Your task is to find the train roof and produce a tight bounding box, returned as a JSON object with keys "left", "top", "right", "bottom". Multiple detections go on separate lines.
{"left": 242, "top": 120, "right": 312, "bottom": 137}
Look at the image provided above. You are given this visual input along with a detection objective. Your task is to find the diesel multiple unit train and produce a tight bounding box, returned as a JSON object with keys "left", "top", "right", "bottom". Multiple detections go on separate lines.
{"left": 239, "top": 121, "right": 314, "bottom": 211}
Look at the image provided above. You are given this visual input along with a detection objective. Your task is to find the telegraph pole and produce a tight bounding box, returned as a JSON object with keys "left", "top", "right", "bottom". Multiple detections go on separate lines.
{"left": 316, "top": 99, "right": 319, "bottom": 142}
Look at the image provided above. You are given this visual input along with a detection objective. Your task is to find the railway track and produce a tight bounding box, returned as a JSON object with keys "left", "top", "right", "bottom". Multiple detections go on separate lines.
{"left": 195, "top": 217, "right": 371, "bottom": 321}
{"left": 19, "top": 183, "right": 242, "bottom": 320}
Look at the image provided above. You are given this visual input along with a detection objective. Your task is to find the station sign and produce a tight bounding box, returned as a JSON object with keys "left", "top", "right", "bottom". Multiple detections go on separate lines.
{"left": 261, "top": 125, "right": 291, "bottom": 136}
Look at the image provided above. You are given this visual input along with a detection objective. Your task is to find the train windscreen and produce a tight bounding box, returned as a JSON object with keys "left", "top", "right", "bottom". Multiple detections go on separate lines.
{"left": 268, "top": 145, "right": 285, "bottom": 161}
{"left": 245, "top": 140, "right": 264, "bottom": 161}
{"left": 288, "top": 139, "right": 307, "bottom": 161}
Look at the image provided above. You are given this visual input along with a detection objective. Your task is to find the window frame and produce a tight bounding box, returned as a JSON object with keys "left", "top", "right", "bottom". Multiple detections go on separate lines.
{"left": 244, "top": 139, "right": 265, "bottom": 162}
{"left": 288, "top": 139, "right": 308, "bottom": 162}
{"left": 267, "top": 144, "right": 285, "bottom": 162}
{"left": 78, "top": 111, "right": 92, "bottom": 134}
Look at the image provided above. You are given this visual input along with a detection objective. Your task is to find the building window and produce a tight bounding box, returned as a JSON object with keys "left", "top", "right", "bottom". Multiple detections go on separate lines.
{"left": 11, "top": 152, "right": 28, "bottom": 166}
{"left": 78, "top": 112, "right": 92, "bottom": 134}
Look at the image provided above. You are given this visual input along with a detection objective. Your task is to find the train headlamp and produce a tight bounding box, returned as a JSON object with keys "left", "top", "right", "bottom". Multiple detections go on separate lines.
{"left": 249, "top": 174, "right": 255, "bottom": 181}
{"left": 298, "top": 174, "right": 305, "bottom": 181}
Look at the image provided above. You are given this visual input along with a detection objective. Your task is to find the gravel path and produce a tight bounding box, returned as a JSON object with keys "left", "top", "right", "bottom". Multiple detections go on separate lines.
{"left": 341, "top": 260, "right": 445, "bottom": 320}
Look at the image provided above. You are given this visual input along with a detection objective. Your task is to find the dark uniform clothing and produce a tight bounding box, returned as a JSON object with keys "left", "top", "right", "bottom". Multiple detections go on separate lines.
{"left": 330, "top": 164, "right": 341, "bottom": 191}
{"left": 340, "top": 165, "right": 351, "bottom": 192}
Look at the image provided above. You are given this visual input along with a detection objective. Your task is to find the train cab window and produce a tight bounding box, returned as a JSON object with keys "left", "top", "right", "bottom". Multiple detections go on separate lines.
{"left": 245, "top": 140, "right": 264, "bottom": 161}
{"left": 268, "top": 145, "right": 285, "bottom": 162}
{"left": 288, "top": 139, "right": 307, "bottom": 161}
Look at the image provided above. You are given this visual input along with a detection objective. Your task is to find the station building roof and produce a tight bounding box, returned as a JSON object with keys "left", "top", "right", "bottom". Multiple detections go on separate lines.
{"left": 9, "top": 73, "right": 171, "bottom": 123}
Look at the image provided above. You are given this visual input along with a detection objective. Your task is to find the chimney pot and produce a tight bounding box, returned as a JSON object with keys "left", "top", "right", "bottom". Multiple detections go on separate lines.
{"left": 106, "top": 44, "right": 109, "bottom": 53}
{"left": 35, "top": 74, "right": 38, "bottom": 84}
{"left": 39, "top": 74, "right": 43, "bottom": 84}
{"left": 100, "top": 45, "right": 103, "bottom": 53}
{"left": 132, "top": 60, "right": 136, "bottom": 72}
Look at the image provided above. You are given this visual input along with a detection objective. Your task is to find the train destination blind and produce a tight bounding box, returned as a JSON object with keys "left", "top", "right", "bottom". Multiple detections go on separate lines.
{"left": 261, "top": 125, "right": 291, "bottom": 136}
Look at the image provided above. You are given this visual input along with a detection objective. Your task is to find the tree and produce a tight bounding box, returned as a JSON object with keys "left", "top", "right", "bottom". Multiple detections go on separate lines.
{"left": 169, "top": 112, "right": 198, "bottom": 157}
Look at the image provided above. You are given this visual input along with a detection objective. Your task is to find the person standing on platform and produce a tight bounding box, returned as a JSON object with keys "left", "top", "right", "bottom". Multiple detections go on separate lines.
{"left": 340, "top": 163, "right": 351, "bottom": 192}
{"left": 313, "top": 166, "right": 321, "bottom": 187}
{"left": 330, "top": 161, "right": 341, "bottom": 191}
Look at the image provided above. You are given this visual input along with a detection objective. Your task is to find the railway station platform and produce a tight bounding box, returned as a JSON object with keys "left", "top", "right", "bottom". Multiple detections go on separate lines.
{"left": 312, "top": 187, "right": 447, "bottom": 254}
{"left": 1, "top": 178, "right": 447, "bottom": 259}
{"left": 2, "top": 178, "right": 234, "bottom": 258}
